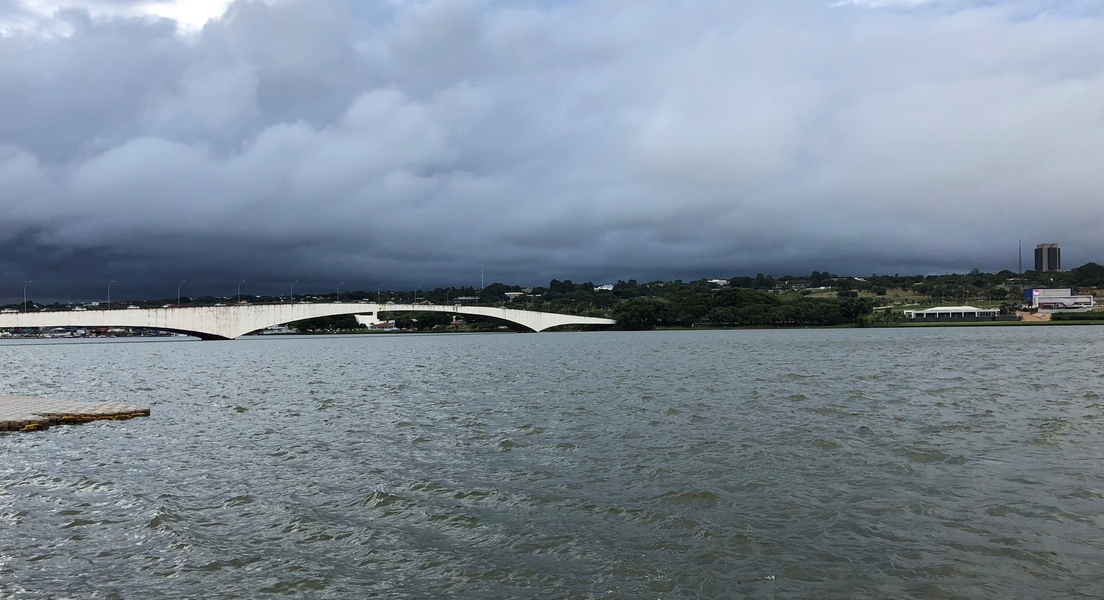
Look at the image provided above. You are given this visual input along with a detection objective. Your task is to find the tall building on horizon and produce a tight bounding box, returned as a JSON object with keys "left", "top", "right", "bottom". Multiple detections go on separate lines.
{"left": 1035, "top": 243, "right": 1060, "bottom": 272}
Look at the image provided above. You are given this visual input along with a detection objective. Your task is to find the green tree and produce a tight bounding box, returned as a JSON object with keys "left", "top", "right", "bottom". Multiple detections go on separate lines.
{"left": 1072, "top": 262, "right": 1104, "bottom": 287}
{"left": 394, "top": 312, "right": 453, "bottom": 330}
{"left": 292, "top": 315, "right": 363, "bottom": 332}
{"left": 705, "top": 306, "right": 737, "bottom": 326}
{"left": 669, "top": 289, "right": 710, "bottom": 326}
{"left": 840, "top": 297, "right": 875, "bottom": 322}
{"left": 612, "top": 298, "right": 670, "bottom": 330}
{"left": 712, "top": 288, "right": 779, "bottom": 309}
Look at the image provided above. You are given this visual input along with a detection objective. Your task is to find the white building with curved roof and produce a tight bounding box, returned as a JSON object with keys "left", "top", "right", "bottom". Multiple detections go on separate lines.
{"left": 903, "top": 306, "right": 1000, "bottom": 321}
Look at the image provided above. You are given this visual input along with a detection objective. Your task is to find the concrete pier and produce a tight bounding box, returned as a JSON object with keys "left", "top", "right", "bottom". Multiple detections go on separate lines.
{"left": 0, "top": 395, "right": 149, "bottom": 432}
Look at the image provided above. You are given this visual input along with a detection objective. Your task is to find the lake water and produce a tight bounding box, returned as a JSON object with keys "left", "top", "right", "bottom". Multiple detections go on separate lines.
{"left": 2, "top": 327, "right": 1103, "bottom": 598}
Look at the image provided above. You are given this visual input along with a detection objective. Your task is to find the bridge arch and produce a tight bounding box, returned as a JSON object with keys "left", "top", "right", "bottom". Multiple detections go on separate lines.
{"left": 356, "top": 303, "right": 615, "bottom": 333}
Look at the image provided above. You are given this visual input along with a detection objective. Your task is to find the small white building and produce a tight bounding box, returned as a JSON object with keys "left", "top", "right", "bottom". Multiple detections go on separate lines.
{"left": 1023, "top": 288, "right": 1094, "bottom": 312}
{"left": 903, "top": 306, "right": 1000, "bottom": 321}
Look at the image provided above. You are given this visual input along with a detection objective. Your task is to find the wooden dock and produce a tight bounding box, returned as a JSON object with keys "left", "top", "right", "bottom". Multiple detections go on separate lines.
{"left": 0, "top": 395, "right": 150, "bottom": 432}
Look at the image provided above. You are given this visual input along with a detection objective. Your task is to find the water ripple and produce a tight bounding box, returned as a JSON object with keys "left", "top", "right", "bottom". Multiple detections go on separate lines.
{"left": 3, "top": 329, "right": 1104, "bottom": 597}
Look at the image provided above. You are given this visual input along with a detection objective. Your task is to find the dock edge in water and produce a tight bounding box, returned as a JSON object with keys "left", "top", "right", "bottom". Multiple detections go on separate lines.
{"left": 0, "top": 395, "right": 150, "bottom": 432}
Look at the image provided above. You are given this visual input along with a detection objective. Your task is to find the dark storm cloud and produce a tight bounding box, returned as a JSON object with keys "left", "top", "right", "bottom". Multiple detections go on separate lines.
{"left": 1, "top": 0, "right": 1103, "bottom": 301}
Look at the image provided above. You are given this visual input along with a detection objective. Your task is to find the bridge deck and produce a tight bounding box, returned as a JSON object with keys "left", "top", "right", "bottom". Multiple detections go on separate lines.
{"left": 0, "top": 395, "right": 150, "bottom": 432}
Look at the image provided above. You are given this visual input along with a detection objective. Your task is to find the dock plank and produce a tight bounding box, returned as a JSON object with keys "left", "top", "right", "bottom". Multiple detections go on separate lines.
{"left": 0, "top": 395, "right": 149, "bottom": 432}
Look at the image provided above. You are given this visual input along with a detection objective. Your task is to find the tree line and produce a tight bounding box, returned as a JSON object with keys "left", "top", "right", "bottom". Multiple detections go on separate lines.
{"left": 12, "top": 263, "right": 1100, "bottom": 333}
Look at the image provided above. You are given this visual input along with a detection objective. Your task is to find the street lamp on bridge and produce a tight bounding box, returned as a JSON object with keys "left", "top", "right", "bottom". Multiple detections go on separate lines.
{"left": 107, "top": 280, "right": 115, "bottom": 310}
{"left": 377, "top": 283, "right": 384, "bottom": 304}
{"left": 178, "top": 280, "right": 186, "bottom": 307}
{"left": 23, "top": 280, "right": 31, "bottom": 312}
{"left": 237, "top": 280, "right": 245, "bottom": 304}
{"left": 337, "top": 282, "right": 344, "bottom": 303}
{"left": 290, "top": 280, "right": 297, "bottom": 303}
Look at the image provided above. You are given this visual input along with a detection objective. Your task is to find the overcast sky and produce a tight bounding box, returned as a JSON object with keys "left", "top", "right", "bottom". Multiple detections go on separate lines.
{"left": 1, "top": 0, "right": 1102, "bottom": 301}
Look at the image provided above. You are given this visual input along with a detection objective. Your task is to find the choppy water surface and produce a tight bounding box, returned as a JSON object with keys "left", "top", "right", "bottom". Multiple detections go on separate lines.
{"left": 2, "top": 328, "right": 1104, "bottom": 598}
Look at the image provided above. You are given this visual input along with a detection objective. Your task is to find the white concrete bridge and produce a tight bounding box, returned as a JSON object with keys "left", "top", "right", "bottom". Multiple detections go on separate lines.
{"left": 0, "top": 303, "right": 616, "bottom": 340}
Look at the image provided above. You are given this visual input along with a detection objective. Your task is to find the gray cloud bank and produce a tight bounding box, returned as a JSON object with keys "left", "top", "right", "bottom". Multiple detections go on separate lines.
{"left": 1, "top": 0, "right": 1103, "bottom": 301}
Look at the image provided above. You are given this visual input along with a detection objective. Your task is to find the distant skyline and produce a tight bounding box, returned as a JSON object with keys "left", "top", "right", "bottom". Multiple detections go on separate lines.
{"left": 2, "top": 0, "right": 1103, "bottom": 301}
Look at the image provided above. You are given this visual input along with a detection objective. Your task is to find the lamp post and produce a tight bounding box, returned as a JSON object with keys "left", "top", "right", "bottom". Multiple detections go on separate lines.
{"left": 337, "top": 282, "right": 344, "bottom": 303}
{"left": 414, "top": 286, "right": 421, "bottom": 304}
{"left": 377, "top": 283, "right": 384, "bottom": 305}
{"left": 290, "top": 280, "right": 297, "bottom": 303}
{"left": 23, "top": 280, "right": 31, "bottom": 312}
{"left": 177, "top": 280, "right": 185, "bottom": 307}
{"left": 237, "top": 280, "right": 245, "bottom": 304}
{"left": 107, "top": 280, "right": 115, "bottom": 310}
